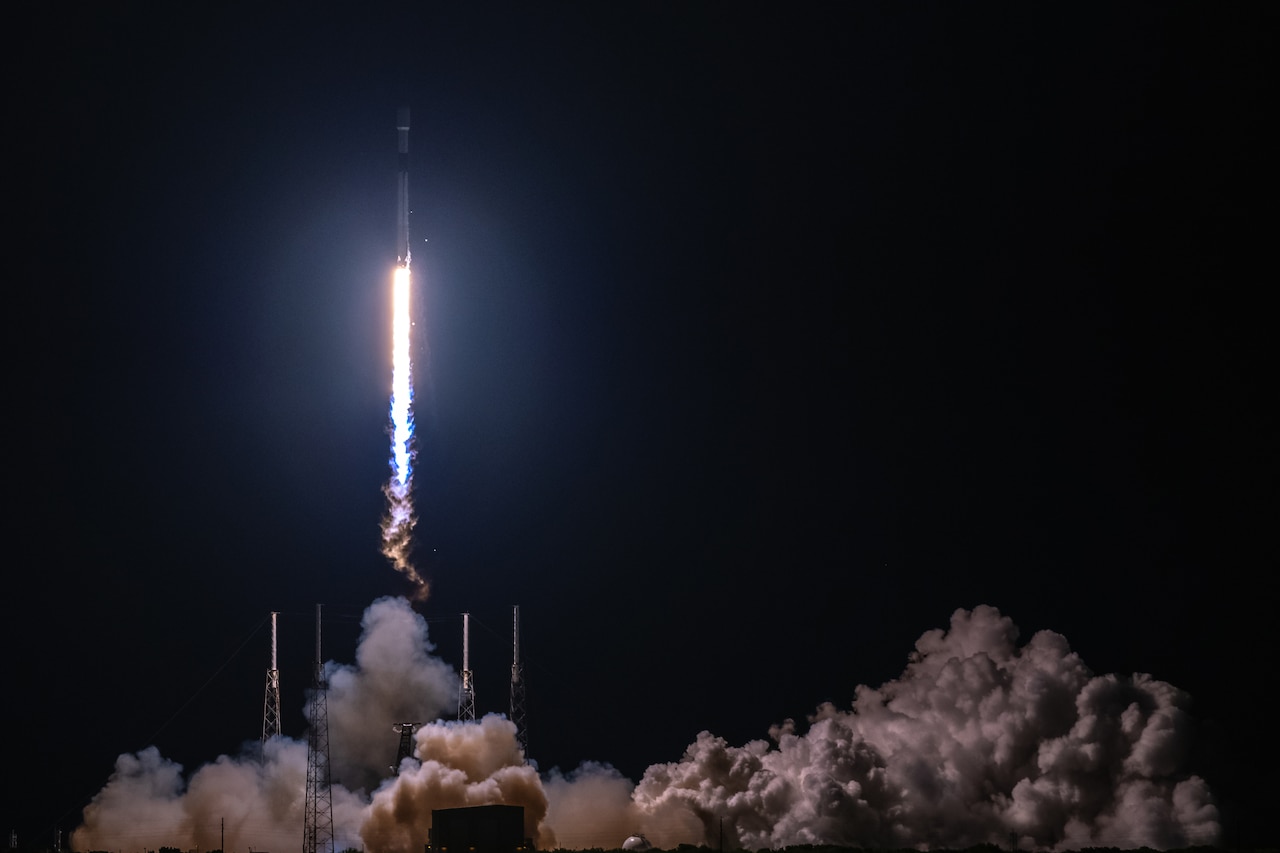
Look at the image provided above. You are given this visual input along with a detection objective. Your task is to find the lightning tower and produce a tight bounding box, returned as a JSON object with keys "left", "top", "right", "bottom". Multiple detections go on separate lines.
{"left": 510, "top": 605, "right": 527, "bottom": 756}
{"left": 303, "top": 605, "right": 334, "bottom": 853}
{"left": 458, "top": 612, "right": 476, "bottom": 721}
{"left": 262, "top": 610, "right": 282, "bottom": 743}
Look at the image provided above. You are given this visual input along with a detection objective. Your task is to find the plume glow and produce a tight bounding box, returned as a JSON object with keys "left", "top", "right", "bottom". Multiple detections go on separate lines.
{"left": 381, "top": 262, "right": 427, "bottom": 598}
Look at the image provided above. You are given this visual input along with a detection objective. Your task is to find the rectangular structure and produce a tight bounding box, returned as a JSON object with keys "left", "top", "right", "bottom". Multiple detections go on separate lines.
{"left": 427, "top": 804, "right": 529, "bottom": 853}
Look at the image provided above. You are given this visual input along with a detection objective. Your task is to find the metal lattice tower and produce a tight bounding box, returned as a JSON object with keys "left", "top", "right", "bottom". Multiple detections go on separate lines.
{"left": 303, "top": 604, "right": 334, "bottom": 853}
{"left": 458, "top": 612, "right": 476, "bottom": 721}
{"left": 392, "top": 722, "right": 419, "bottom": 773}
{"left": 262, "top": 611, "right": 282, "bottom": 744}
{"left": 510, "top": 605, "right": 527, "bottom": 756}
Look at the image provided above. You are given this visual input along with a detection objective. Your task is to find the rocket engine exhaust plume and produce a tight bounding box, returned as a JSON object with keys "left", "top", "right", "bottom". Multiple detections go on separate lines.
{"left": 381, "top": 107, "right": 428, "bottom": 599}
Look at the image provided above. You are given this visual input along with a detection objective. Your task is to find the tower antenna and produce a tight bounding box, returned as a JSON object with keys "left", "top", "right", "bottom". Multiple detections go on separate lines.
{"left": 458, "top": 612, "right": 476, "bottom": 721}
{"left": 262, "top": 611, "right": 282, "bottom": 744}
{"left": 303, "top": 604, "right": 334, "bottom": 853}
{"left": 510, "top": 605, "right": 527, "bottom": 757}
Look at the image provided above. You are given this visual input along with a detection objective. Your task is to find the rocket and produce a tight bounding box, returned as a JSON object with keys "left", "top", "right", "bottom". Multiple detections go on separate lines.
{"left": 396, "top": 107, "right": 410, "bottom": 267}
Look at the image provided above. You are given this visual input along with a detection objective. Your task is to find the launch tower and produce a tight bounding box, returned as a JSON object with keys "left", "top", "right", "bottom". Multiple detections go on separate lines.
{"left": 510, "top": 605, "right": 527, "bottom": 756}
{"left": 303, "top": 604, "right": 334, "bottom": 853}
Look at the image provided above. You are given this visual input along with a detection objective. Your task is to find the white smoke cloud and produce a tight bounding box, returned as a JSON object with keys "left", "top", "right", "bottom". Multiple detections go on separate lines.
{"left": 72, "top": 597, "right": 454, "bottom": 853}
{"left": 361, "top": 715, "right": 549, "bottom": 853}
{"left": 71, "top": 738, "right": 368, "bottom": 853}
{"left": 323, "top": 596, "right": 459, "bottom": 793}
{"left": 601, "top": 605, "right": 1221, "bottom": 851}
{"left": 71, "top": 602, "right": 1219, "bottom": 853}
{"left": 542, "top": 763, "right": 642, "bottom": 849}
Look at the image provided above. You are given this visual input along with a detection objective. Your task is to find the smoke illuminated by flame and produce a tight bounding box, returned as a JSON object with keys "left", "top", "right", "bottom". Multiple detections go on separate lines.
{"left": 381, "top": 262, "right": 427, "bottom": 598}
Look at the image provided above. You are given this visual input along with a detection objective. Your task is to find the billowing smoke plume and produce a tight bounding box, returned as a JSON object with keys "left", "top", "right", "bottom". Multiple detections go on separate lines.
{"left": 72, "top": 597, "right": 455, "bottom": 853}
{"left": 582, "top": 605, "right": 1219, "bottom": 850}
{"left": 323, "top": 597, "right": 459, "bottom": 792}
{"left": 72, "top": 738, "right": 372, "bottom": 853}
{"left": 543, "top": 763, "right": 647, "bottom": 848}
{"left": 72, "top": 603, "right": 1218, "bottom": 853}
{"left": 362, "top": 715, "right": 550, "bottom": 852}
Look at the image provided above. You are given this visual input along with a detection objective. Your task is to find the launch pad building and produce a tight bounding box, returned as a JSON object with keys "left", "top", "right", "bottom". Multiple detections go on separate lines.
{"left": 426, "top": 805, "right": 530, "bottom": 853}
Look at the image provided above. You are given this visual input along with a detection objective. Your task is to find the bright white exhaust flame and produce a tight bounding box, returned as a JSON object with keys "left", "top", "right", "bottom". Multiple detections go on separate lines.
{"left": 381, "top": 262, "right": 427, "bottom": 598}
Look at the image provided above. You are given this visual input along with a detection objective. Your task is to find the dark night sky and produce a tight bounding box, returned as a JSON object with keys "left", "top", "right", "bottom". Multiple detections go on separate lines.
{"left": 8, "top": 3, "right": 1277, "bottom": 848}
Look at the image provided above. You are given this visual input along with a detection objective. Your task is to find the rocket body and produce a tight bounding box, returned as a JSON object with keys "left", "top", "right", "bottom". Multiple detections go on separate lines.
{"left": 396, "top": 107, "right": 410, "bottom": 266}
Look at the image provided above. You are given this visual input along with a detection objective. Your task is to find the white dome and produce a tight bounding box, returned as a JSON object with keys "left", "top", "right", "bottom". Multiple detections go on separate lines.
{"left": 621, "top": 834, "right": 651, "bottom": 851}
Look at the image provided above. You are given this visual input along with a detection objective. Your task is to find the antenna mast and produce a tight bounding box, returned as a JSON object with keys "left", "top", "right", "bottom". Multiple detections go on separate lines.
{"left": 458, "top": 612, "right": 476, "bottom": 721}
{"left": 510, "top": 605, "right": 527, "bottom": 756}
{"left": 303, "top": 604, "right": 334, "bottom": 853}
{"left": 262, "top": 611, "right": 282, "bottom": 743}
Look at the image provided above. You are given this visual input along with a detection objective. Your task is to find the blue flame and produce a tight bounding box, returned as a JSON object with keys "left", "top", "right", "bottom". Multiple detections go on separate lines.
{"left": 382, "top": 264, "right": 426, "bottom": 597}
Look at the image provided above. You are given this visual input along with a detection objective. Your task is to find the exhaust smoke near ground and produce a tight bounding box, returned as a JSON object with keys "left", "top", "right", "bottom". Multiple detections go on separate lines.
{"left": 363, "top": 715, "right": 551, "bottom": 852}
{"left": 71, "top": 598, "right": 452, "bottom": 853}
{"left": 70, "top": 602, "right": 1218, "bottom": 852}
{"left": 618, "top": 606, "right": 1220, "bottom": 850}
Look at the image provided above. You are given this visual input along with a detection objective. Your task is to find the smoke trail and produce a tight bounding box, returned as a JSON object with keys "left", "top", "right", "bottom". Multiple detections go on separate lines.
{"left": 381, "top": 262, "right": 428, "bottom": 599}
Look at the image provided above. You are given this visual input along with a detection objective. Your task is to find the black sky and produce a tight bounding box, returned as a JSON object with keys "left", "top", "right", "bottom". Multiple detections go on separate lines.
{"left": 9, "top": 3, "right": 1277, "bottom": 848}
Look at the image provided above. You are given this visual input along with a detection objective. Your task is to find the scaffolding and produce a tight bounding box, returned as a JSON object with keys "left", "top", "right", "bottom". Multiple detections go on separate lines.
{"left": 303, "top": 604, "right": 334, "bottom": 853}
{"left": 510, "top": 605, "right": 527, "bottom": 756}
{"left": 262, "top": 611, "right": 282, "bottom": 743}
